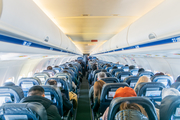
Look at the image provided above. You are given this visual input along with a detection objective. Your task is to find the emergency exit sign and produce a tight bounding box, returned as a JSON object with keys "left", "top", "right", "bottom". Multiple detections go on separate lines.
{"left": 91, "top": 40, "right": 98, "bottom": 42}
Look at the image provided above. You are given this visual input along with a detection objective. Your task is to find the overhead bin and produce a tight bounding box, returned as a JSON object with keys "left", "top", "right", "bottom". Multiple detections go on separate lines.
{"left": 128, "top": 0, "right": 180, "bottom": 45}
{"left": 0, "top": 0, "right": 81, "bottom": 54}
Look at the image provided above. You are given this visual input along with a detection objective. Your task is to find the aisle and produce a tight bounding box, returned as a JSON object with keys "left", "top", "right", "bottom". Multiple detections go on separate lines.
{"left": 76, "top": 76, "right": 91, "bottom": 120}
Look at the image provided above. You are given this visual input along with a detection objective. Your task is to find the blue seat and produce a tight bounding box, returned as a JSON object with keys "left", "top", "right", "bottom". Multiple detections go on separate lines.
{"left": 121, "top": 66, "right": 129, "bottom": 71}
{"left": 33, "top": 72, "right": 50, "bottom": 85}
{"left": 138, "top": 71, "right": 154, "bottom": 78}
{"left": 42, "top": 85, "right": 63, "bottom": 117}
{"left": 160, "top": 95, "right": 180, "bottom": 120}
{"left": 108, "top": 97, "right": 158, "bottom": 120}
{"left": 106, "top": 67, "right": 113, "bottom": 72}
{"left": 99, "top": 83, "right": 129, "bottom": 115}
{"left": 171, "top": 82, "right": 180, "bottom": 91}
{"left": 45, "top": 78, "right": 70, "bottom": 99}
{"left": 18, "top": 77, "right": 42, "bottom": 97}
{"left": 43, "top": 70, "right": 56, "bottom": 77}
{"left": 151, "top": 75, "right": 172, "bottom": 88}
{"left": 115, "top": 71, "right": 132, "bottom": 81}
{"left": 129, "top": 68, "right": 139, "bottom": 76}
{"left": 110, "top": 69, "right": 124, "bottom": 77}
{"left": 101, "top": 77, "right": 119, "bottom": 83}
{"left": 135, "top": 82, "right": 165, "bottom": 102}
{"left": 0, "top": 86, "right": 24, "bottom": 105}
{"left": 53, "top": 67, "right": 62, "bottom": 73}
{"left": 0, "top": 102, "right": 47, "bottom": 120}
{"left": 124, "top": 76, "right": 140, "bottom": 89}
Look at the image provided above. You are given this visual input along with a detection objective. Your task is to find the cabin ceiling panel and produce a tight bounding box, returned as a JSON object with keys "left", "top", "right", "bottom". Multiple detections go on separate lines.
{"left": 33, "top": 0, "right": 164, "bottom": 53}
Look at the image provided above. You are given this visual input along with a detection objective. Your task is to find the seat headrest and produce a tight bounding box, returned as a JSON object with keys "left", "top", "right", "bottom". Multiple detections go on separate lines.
{"left": 0, "top": 102, "right": 47, "bottom": 120}
{"left": 171, "top": 82, "right": 180, "bottom": 91}
{"left": 138, "top": 71, "right": 154, "bottom": 78}
{"left": 108, "top": 97, "right": 157, "bottom": 120}
{"left": 160, "top": 95, "right": 180, "bottom": 120}
{"left": 124, "top": 76, "right": 140, "bottom": 88}
{"left": 101, "top": 77, "right": 119, "bottom": 83}
{"left": 151, "top": 75, "right": 172, "bottom": 87}
{"left": 115, "top": 71, "right": 132, "bottom": 81}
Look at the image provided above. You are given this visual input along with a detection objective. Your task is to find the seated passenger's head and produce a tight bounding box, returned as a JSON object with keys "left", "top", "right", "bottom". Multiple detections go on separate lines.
{"left": 113, "top": 66, "right": 118, "bottom": 69}
{"left": 154, "top": 72, "right": 164, "bottom": 76}
{"left": 134, "top": 76, "right": 151, "bottom": 90}
{"left": 101, "top": 69, "right": 107, "bottom": 72}
{"left": 3, "top": 82, "right": 15, "bottom": 86}
{"left": 68, "top": 64, "right": 73, "bottom": 67}
{"left": 129, "top": 65, "right": 135, "bottom": 70}
{"left": 162, "top": 88, "right": 180, "bottom": 99}
{"left": 47, "top": 66, "right": 53, "bottom": 70}
{"left": 176, "top": 76, "right": 180, "bottom": 82}
{"left": 113, "top": 86, "right": 137, "bottom": 99}
{"left": 115, "top": 101, "right": 148, "bottom": 120}
{"left": 138, "top": 68, "right": 145, "bottom": 73}
{"left": 106, "top": 64, "right": 111, "bottom": 67}
{"left": 97, "top": 72, "right": 107, "bottom": 80}
{"left": 28, "top": 85, "right": 45, "bottom": 97}
{"left": 92, "top": 64, "right": 97, "bottom": 71}
{"left": 47, "top": 79, "right": 57, "bottom": 85}
{"left": 94, "top": 80, "right": 106, "bottom": 102}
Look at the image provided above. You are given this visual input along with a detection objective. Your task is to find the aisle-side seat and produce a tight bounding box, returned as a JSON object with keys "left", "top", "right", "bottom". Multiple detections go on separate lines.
{"left": 0, "top": 86, "right": 24, "bottom": 105}
{"left": 124, "top": 76, "right": 140, "bottom": 89}
{"left": 121, "top": 66, "right": 129, "bottom": 71}
{"left": 108, "top": 97, "right": 158, "bottom": 120}
{"left": 43, "top": 70, "right": 56, "bottom": 77}
{"left": 0, "top": 102, "right": 47, "bottom": 120}
{"left": 135, "top": 82, "right": 165, "bottom": 102}
{"left": 129, "top": 68, "right": 139, "bottom": 76}
{"left": 160, "top": 95, "right": 180, "bottom": 120}
{"left": 99, "top": 83, "right": 129, "bottom": 115}
{"left": 18, "top": 77, "right": 41, "bottom": 97}
{"left": 33, "top": 72, "right": 50, "bottom": 85}
{"left": 171, "top": 82, "right": 180, "bottom": 91}
{"left": 110, "top": 69, "right": 123, "bottom": 77}
{"left": 45, "top": 78, "right": 70, "bottom": 99}
{"left": 151, "top": 75, "right": 172, "bottom": 88}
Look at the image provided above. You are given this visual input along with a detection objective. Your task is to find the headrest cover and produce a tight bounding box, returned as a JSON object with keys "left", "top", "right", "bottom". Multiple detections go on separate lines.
{"left": 3, "top": 82, "right": 15, "bottom": 86}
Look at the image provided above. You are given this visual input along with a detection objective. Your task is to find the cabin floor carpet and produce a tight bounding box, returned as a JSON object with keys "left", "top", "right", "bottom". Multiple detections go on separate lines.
{"left": 76, "top": 76, "right": 91, "bottom": 120}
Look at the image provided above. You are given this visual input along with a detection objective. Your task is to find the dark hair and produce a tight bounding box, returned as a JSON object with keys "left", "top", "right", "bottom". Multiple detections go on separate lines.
{"left": 28, "top": 86, "right": 44, "bottom": 96}
{"left": 154, "top": 72, "right": 164, "bottom": 76}
{"left": 106, "top": 64, "right": 111, "bottom": 67}
{"left": 54, "top": 66, "right": 59, "bottom": 68}
{"left": 176, "top": 76, "right": 180, "bottom": 82}
{"left": 69, "top": 64, "right": 73, "bottom": 67}
{"left": 64, "top": 68, "right": 69, "bottom": 70}
{"left": 101, "top": 69, "right": 107, "bottom": 72}
{"left": 129, "top": 65, "right": 135, "bottom": 70}
{"left": 47, "top": 80, "right": 57, "bottom": 85}
{"left": 47, "top": 66, "right": 53, "bottom": 70}
{"left": 113, "top": 66, "right": 118, "bottom": 69}
{"left": 125, "top": 64, "right": 129, "bottom": 66}
{"left": 63, "top": 71, "right": 68, "bottom": 73}
{"left": 138, "top": 68, "right": 145, "bottom": 73}
{"left": 92, "top": 64, "right": 97, "bottom": 71}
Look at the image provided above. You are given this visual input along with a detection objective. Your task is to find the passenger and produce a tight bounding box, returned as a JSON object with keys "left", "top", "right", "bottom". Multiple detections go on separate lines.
{"left": 129, "top": 65, "right": 136, "bottom": 70}
{"left": 20, "top": 85, "right": 61, "bottom": 120}
{"left": 175, "top": 76, "right": 180, "bottom": 82}
{"left": 92, "top": 80, "right": 106, "bottom": 114}
{"left": 3, "top": 81, "right": 16, "bottom": 86}
{"left": 47, "top": 66, "right": 53, "bottom": 70}
{"left": 47, "top": 80, "right": 75, "bottom": 112}
{"left": 156, "top": 88, "right": 180, "bottom": 120}
{"left": 112, "top": 66, "right": 118, "bottom": 69}
{"left": 154, "top": 72, "right": 164, "bottom": 76}
{"left": 134, "top": 76, "right": 151, "bottom": 90}
{"left": 115, "top": 101, "right": 148, "bottom": 120}
{"left": 102, "top": 86, "right": 137, "bottom": 120}
{"left": 97, "top": 72, "right": 107, "bottom": 81}
{"left": 138, "top": 68, "right": 145, "bottom": 73}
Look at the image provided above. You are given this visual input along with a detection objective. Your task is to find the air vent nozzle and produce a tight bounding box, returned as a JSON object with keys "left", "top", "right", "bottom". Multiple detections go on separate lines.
{"left": 148, "top": 33, "right": 157, "bottom": 40}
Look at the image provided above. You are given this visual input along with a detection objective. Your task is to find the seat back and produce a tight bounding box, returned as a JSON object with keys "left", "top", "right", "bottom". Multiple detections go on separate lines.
{"left": 106, "top": 67, "right": 113, "bottom": 72}
{"left": 0, "top": 86, "right": 24, "bottom": 105}
{"left": 42, "top": 85, "right": 63, "bottom": 117}
{"left": 43, "top": 70, "right": 56, "bottom": 77}
{"left": 138, "top": 71, "right": 154, "bottom": 78}
{"left": 108, "top": 97, "right": 158, "bottom": 120}
{"left": 129, "top": 68, "right": 139, "bottom": 76}
{"left": 135, "top": 82, "right": 165, "bottom": 102}
{"left": 160, "top": 95, "right": 180, "bottom": 120}
{"left": 101, "top": 77, "right": 119, "bottom": 83}
{"left": 171, "top": 82, "right": 180, "bottom": 91}
{"left": 110, "top": 69, "right": 124, "bottom": 77}
{"left": 115, "top": 71, "right": 132, "bottom": 81}
{"left": 45, "top": 78, "right": 70, "bottom": 99}
{"left": 18, "top": 77, "right": 42, "bottom": 97}
{"left": 55, "top": 73, "right": 73, "bottom": 91}
{"left": 121, "top": 66, "right": 129, "bottom": 71}
{"left": 99, "top": 83, "right": 129, "bottom": 115}
{"left": 33, "top": 72, "right": 50, "bottom": 85}
{"left": 0, "top": 102, "right": 47, "bottom": 120}
{"left": 53, "top": 67, "right": 62, "bottom": 73}
{"left": 151, "top": 75, "right": 172, "bottom": 88}
{"left": 124, "top": 76, "right": 140, "bottom": 89}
